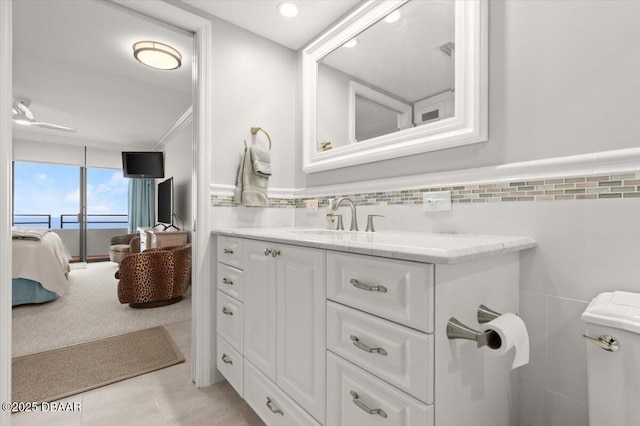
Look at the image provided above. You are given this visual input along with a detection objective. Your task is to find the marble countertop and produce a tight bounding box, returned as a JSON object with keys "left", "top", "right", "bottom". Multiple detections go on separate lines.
{"left": 211, "top": 228, "right": 536, "bottom": 264}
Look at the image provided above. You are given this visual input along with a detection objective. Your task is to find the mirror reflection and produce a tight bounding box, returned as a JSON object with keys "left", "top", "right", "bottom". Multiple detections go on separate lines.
{"left": 316, "top": 0, "right": 455, "bottom": 152}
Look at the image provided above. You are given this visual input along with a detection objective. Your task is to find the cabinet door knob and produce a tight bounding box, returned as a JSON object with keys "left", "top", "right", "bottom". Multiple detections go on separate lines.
{"left": 222, "top": 278, "right": 233, "bottom": 285}
{"left": 350, "top": 335, "right": 388, "bottom": 356}
{"left": 271, "top": 249, "right": 281, "bottom": 257}
{"left": 222, "top": 248, "right": 233, "bottom": 254}
{"left": 264, "top": 248, "right": 272, "bottom": 256}
{"left": 350, "top": 278, "right": 387, "bottom": 293}
{"left": 266, "top": 397, "right": 284, "bottom": 416}
{"left": 350, "top": 390, "right": 387, "bottom": 418}
{"left": 221, "top": 353, "right": 233, "bottom": 365}
{"left": 221, "top": 307, "right": 233, "bottom": 316}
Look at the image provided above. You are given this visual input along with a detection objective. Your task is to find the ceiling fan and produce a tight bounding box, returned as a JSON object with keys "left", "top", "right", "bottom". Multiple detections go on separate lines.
{"left": 11, "top": 98, "right": 78, "bottom": 132}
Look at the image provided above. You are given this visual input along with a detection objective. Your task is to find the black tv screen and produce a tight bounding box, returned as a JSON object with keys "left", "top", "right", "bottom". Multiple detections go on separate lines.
{"left": 122, "top": 151, "right": 164, "bottom": 178}
{"left": 157, "top": 177, "right": 173, "bottom": 225}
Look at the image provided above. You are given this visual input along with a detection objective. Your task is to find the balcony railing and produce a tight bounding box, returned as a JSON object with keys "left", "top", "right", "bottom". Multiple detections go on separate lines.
{"left": 12, "top": 214, "right": 51, "bottom": 228}
{"left": 13, "top": 213, "right": 130, "bottom": 261}
{"left": 60, "top": 214, "right": 129, "bottom": 229}
{"left": 13, "top": 214, "right": 128, "bottom": 229}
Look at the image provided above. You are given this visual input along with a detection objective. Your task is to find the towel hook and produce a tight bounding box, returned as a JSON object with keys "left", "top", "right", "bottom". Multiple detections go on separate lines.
{"left": 250, "top": 126, "right": 272, "bottom": 150}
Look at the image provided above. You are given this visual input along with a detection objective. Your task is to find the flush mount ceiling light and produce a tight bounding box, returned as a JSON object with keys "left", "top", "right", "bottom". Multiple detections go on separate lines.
{"left": 343, "top": 38, "right": 359, "bottom": 48}
{"left": 384, "top": 9, "right": 402, "bottom": 23}
{"left": 278, "top": 2, "right": 298, "bottom": 18}
{"left": 132, "top": 41, "right": 182, "bottom": 70}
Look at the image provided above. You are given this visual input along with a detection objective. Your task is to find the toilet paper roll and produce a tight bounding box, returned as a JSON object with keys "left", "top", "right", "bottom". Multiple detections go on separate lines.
{"left": 479, "top": 313, "right": 529, "bottom": 369}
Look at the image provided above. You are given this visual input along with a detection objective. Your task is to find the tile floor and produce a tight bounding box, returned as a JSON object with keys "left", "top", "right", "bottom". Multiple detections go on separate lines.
{"left": 12, "top": 320, "right": 265, "bottom": 426}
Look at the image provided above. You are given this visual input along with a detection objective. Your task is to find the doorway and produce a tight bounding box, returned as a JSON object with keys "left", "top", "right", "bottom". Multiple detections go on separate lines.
{"left": 0, "top": 2, "right": 214, "bottom": 420}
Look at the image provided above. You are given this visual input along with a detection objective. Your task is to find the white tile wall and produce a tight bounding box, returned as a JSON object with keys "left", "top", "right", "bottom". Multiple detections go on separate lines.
{"left": 546, "top": 297, "right": 589, "bottom": 404}
{"left": 519, "top": 291, "right": 547, "bottom": 388}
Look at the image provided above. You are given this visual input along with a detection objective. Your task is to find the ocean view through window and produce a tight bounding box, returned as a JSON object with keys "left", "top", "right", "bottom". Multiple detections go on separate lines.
{"left": 13, "top": 162, "right": 128, "bottom": 229}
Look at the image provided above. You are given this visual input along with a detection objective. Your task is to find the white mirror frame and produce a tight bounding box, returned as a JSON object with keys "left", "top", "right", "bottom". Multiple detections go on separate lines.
{"left": 302, "top": 0, "right": 488, "bottom": 173}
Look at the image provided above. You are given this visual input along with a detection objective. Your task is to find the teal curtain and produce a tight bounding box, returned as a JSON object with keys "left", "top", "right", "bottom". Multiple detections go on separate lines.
{"left": 128, "top": 178, "right": 155, "bottom": 233}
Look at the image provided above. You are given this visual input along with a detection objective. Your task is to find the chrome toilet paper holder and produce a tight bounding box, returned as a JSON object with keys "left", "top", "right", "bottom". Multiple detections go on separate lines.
{"left": 447, "top": 304, "right": 503, "bottom": 349}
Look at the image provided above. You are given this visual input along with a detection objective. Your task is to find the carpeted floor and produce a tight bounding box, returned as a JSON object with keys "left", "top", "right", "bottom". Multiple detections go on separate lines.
{"left": 12, "top": 261, "right": 191, "bottom": 356}
{"left": 12, "top": 326, "right": 185, "bottom": 403}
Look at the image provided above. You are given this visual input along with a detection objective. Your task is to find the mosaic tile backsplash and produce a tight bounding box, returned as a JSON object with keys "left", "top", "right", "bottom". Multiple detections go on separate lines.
{"left": 211, "top": 172, "right": 640, "bottom": 208}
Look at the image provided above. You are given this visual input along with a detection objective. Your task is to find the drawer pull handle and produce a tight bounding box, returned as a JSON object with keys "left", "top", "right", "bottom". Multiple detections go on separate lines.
{"left": 350, "top": 335, "right": 388, "bottom": 356}
{"left": 221, "top": 353, "right": 233, "bottom": 365}
{"left": 264, "top": 248, "right": 272, "bottom": 256}
{"left": 221, "top": 307, "right": 233, "bottom": 316}
{"left": 222, "top": 248, "right": 234, "bottom": 254}
{"left": 271, "top": 249, "right": 281, "bottom": 257}
{"left": 350, "top": 278, "right": 387, "bottom": 293}
{"left": 222, "top": 278, "right": 234, "bottom": 285}
{"left": 266, "top": 397, "right": 284, "bottom": 416}
{"left": 350, "top": 391, "right": 387, "bottom": 418}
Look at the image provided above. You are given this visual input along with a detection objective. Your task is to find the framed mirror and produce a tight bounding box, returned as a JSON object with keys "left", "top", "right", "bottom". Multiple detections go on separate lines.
{"left": 302, "top": 0, "right": 488, "bottom": 173}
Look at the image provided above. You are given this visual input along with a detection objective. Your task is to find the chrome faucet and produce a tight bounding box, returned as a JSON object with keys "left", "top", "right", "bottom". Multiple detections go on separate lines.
{"left": 329, "top": 197, "right": 358, "bottom": 231}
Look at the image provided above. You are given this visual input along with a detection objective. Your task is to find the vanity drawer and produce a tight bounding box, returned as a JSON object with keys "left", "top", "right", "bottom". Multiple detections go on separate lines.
{"left": 244, "top": 360, "right": 322, "bottom": 426}
{"left": 217, "top": 291, "right": 243, "bottom": 353}
{"left": 217, "top": 236, "right": 243, "bottom": 269}
{"left": 217, "top": 262, "right": 244, "bottom": 302}
{"left": 327, "top": 302, "right": 433, "bottom": 404}
{"left": 327, "top": 352, "right": 433, "bottom": 426}
{"left": 327, "top": 252, "right": 434, "bottom": 332}
{"left": 216, "top": 334, "right": 243, "bottom": 398}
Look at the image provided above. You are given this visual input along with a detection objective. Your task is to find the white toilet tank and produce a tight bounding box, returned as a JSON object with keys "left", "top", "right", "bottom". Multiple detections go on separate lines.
{"left": 582, "top": 291, "right": 640, "bottom": 426}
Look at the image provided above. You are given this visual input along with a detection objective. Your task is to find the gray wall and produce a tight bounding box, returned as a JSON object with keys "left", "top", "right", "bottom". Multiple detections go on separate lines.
{"left": 168, "top": 1, "right": 298, "bottom": 193}
{"left": 163, "top": 122, "right": 193, "bottom": 234}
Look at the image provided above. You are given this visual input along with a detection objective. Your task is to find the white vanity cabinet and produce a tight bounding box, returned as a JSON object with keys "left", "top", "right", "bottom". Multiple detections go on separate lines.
{"left": 242, "top": 240, "right": 277, "bottom": 381}
{"left": 217, "top": 236, "right": 326, "bottom": 425}
{"left": 214, "top": 230, "right": 534, "bottom": 426}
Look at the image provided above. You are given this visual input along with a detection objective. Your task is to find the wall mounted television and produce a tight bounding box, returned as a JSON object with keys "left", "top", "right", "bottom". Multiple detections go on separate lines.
{"left": 122, "top": 151, "right": 164, "bottom": 178}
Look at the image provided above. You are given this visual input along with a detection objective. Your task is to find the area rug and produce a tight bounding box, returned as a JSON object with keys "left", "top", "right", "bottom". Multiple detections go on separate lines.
{"left": 12, "top": 326, "right": 185, "bottom": 403}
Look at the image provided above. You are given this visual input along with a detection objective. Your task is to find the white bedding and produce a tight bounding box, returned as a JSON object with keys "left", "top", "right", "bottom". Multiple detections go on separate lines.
{"left": 12, "top": 231, "right": 72, "bottom": 296}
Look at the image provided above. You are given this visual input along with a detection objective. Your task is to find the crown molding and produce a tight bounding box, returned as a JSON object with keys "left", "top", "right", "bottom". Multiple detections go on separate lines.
{"left": 153, "top": 106, "right": 193, "bottom": 150}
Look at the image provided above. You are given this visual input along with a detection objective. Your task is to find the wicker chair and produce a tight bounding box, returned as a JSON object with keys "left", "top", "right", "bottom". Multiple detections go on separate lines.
{"left": 109, "top": 233, "right": 140, "bottom": 264}
{"left": 117, "top": 244, "right": 191, "bottom": 308}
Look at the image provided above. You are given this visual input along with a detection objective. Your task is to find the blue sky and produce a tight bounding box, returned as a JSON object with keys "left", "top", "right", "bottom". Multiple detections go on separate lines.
{"left": 13, "top": 162, "right": 128, "bottom": 221}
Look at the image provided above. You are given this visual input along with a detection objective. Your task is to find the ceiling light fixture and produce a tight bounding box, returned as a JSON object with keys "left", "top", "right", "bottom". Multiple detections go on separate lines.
{"left": 343, "top": 38, "right": 359, "bottom": 48}
{"left": 384, "top": 9, "right": 402, "bottom": 23}
{"left": 132, "top": 41, "right": 182, "bottom": 70}
{"left": 278, "top": 2, "right": 298, "bottom": 18}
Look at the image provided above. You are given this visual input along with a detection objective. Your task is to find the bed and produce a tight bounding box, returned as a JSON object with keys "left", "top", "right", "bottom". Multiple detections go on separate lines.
{"left": 12, "top": 229, "right": 72, "bottom": 306}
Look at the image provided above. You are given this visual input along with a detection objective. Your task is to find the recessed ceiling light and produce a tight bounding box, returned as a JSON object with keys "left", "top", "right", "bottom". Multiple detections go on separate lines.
{"left": 343, "top": 38, "right": 359, "bottom": 48}
{"left": 278, "top": 2, "right": 298, "bottom": 18}
{"left": 132, "top": 41, "right": 182, "bottom": 70}
{"left": 384, "top": 9, "right": 402, "bottom": 23}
